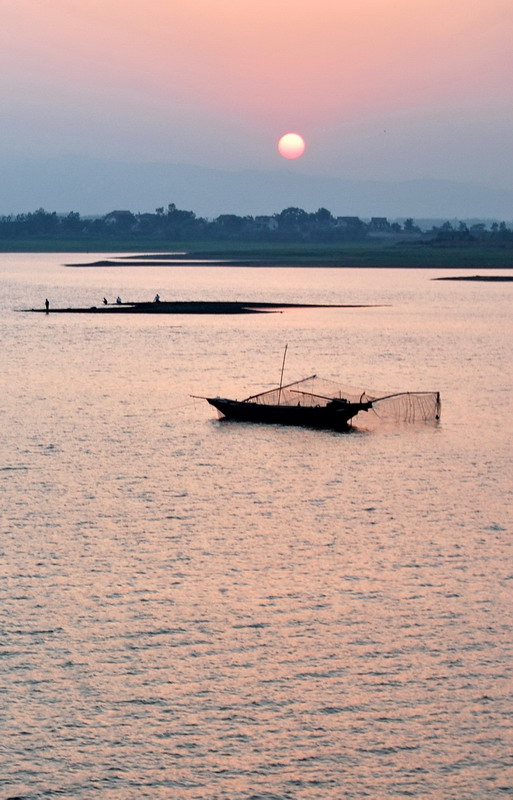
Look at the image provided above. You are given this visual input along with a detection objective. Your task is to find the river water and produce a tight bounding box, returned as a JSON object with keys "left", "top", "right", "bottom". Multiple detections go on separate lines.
{"left": 1, "top": 254, "right": 512, "bottom": 799}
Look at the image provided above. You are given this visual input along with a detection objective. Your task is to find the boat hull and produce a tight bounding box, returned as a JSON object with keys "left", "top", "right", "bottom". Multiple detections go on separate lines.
{"left": 207, "top": 397, "right": 371, "bottom": 431}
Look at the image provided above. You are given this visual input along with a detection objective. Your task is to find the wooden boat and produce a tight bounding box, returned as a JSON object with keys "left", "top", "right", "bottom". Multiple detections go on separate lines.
{"left": 207, "top": 379, "right": 372, "bottom": 431}
{"left": 203, "top": 349, "right": 440, "bottom": 431}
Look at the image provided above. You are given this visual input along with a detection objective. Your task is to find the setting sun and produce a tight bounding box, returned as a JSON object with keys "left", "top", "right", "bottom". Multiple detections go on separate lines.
{"left": 278, "top": 133, "right": 306, "bottom": 160}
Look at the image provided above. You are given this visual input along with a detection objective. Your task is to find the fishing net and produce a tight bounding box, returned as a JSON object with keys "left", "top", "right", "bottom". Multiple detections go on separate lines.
{"left": 369, "top": 390, "right": 441, "bottom": 423}
{"left": 243, "top": 375, "right": 441, "bottom": 423}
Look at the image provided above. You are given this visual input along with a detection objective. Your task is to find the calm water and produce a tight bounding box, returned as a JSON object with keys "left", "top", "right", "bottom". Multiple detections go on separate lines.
{"left": 1, "top": 254, "right": 512, "bottom": 799}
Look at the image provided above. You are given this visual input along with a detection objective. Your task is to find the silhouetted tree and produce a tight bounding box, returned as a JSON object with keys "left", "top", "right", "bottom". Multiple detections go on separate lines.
{"left": 275, "top": 207, "right": 309, "bottom": 229}
{"left": 403, "top": 218, "right": 420, "bottom": 234}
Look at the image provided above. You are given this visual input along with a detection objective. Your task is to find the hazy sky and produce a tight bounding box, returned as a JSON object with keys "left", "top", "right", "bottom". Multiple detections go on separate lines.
{"left": 1, "top": 0, "right": 512, "bottom": 189}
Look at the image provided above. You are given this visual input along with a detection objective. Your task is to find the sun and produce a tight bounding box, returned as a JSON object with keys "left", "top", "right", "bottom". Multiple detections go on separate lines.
{"left": 278, "top": 132, "right": 306, "bottom": 160}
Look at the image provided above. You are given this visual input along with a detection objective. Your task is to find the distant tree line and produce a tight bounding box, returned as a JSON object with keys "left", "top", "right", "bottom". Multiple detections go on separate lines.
{"left": 425, "top": 219, "right": 513, "bottom": 244}
{"left": 0, "top": 205, "right": 511, "bottom": 244}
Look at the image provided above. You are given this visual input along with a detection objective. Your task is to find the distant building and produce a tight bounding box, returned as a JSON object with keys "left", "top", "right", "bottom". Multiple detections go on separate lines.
{"left": 254, "top": 215, "right": 278, "bottom": 231}
{"left": 369, "top": 217, "right": 390, "bottom": 231}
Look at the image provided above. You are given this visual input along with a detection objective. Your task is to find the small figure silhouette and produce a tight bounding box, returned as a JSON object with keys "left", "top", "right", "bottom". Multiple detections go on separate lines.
{"left": 103, "top": 297, "right": 108, "bottom": 305}
{"left": 45, "top": 298, "right": 49, "bottom": 312}
{"left": 116, "top": 296, "right": 122, "bottom": 304}
{"left": 154, "top": 293, "right": 160, "bottom": 303}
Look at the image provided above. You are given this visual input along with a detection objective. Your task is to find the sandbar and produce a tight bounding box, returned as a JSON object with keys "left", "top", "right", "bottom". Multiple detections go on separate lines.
{"left": 24, "top": 301, "right": 386, "bottom": 315}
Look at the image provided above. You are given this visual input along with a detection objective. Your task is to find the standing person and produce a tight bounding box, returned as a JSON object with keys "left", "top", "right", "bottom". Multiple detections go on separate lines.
{"left": 45, "top": 298, "right": 49, "bottom": 312}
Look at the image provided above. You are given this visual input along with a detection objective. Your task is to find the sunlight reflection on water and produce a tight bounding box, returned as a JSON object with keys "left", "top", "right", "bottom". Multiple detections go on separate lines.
{"left": 1, "top": 256, "right": 512, "bottom": 799}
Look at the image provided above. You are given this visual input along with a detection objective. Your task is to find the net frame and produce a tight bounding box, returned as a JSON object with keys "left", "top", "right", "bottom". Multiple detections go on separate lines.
{"left": 242, "top": 376, "right": 441, "bottom": 423}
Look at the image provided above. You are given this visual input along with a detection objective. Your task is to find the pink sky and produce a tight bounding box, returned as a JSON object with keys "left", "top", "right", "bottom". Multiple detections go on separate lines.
{"left": 1, "top": 0, "right": 512, "bottom": 189}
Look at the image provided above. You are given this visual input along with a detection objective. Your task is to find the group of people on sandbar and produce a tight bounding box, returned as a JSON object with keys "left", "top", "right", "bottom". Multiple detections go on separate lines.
{"left": 101, "top": 294, "right": 161, "bottom": 305}
{"left": 44, "top": 293, "right": 162, "bottom": 310}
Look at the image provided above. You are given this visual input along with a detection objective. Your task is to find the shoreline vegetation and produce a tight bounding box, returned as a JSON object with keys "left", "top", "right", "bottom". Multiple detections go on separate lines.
{"left": 0, "top": 205, "right": 511, "bottom": 268}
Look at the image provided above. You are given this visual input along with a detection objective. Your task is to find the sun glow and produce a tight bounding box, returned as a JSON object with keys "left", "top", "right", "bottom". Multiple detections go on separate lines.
{"left": 278, "top": 133, "right": 306, "bottom": 159}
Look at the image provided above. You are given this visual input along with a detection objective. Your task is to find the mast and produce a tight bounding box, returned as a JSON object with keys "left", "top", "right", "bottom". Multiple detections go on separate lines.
{"left": 277, "top": 344, "right": 288, "bottom": 406}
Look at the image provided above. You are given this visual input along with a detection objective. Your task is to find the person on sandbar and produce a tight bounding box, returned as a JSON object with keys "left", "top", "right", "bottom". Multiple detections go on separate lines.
{"left": 45, "top": 298, "right": 49, "bottom": 312}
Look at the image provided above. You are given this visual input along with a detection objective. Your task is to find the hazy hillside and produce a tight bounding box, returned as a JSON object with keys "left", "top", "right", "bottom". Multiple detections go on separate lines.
{"left": 1, "top": 155, "right": 512, "bottom": 219}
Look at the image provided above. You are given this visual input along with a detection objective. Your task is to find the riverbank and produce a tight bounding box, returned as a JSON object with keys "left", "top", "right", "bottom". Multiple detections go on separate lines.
{"left": 2, "top": 239, "right": 513, "bottom": 268}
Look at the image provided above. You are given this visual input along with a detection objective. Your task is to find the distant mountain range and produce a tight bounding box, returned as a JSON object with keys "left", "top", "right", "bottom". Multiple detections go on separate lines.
{"left": 1, "top": 155, "right": 512, "bottom": 220}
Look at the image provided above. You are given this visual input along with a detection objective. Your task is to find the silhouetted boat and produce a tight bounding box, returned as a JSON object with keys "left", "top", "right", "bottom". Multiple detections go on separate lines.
{"left": 203, "top": 348, "right": 441, "bottom": 431}
{"left": 206, "top": 377, "right": 373, "bottom": 431}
